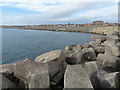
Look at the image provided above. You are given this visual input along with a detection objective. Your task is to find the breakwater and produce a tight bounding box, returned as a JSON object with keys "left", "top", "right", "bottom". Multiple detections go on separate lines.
{"left": 0, "top": 31, "right": 120, "bottom": 89}
{"left": 2, "top": 25, "right": 118, "bottom": 35}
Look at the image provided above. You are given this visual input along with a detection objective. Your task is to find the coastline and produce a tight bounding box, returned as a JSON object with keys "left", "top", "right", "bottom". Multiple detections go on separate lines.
{"left": 0, "top": 31, "right": 120, "bottom": 89}
{"left": 1, "top": 26, "right": 109, "bottom": 35}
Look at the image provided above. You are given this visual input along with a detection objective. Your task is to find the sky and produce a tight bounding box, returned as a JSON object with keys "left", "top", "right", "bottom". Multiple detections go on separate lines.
{"left": 0, "top": 0, "right": 119, "bottom": 25}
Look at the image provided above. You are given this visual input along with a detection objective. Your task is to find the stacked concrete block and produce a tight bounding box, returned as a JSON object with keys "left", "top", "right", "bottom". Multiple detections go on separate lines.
{"left": 98, "top": 31, "right": 120, "bottom": 71}
{"left": 1, "top": 31, "right": 120, "bottom": 89}
{"left": 64, "top": 65, "right": 93, "bottom": 88}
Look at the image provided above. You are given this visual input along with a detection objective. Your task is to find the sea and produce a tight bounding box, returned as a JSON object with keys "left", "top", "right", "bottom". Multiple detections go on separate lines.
{"left": 2, "top": 28, "right": 100, "bottom": 64}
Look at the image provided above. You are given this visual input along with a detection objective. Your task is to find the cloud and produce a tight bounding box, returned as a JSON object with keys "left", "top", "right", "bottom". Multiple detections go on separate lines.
{"left": 1, "top": 0, "right": 62, "bottom": 12}
{"left": 1, "top": 0, "right": 118, "bottom": 25}
{"left": 1, "top": 0, "right": 119, "bottom": 12}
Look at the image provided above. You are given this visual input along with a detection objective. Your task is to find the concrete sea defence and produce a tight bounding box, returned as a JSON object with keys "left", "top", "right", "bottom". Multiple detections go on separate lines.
{"left": 0, "top": 31, "right": 120, "bottom": 89}
{"left": 2, "top": 25, "right": 118, "bottom": 35}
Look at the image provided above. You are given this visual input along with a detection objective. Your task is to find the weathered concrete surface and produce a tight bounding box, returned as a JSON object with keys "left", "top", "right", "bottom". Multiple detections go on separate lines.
{"left": 97, "top": 53, "right": 120, "bottom": 71}
{"left": 15, "top": 59, "right": 48, "bottom": 79}
{"left": 111, "top": 45, "right": 120, "bottom": 57}
{"left": 90, "top": 26, "right": 118, "bottom": 35}
{"left": 82, "top": 43, "right": 90, "bottom": 48}
{"left": 84, "top": 61, "right": 101, "bottom": 88}
{"left": 73, "top": 45, "right": 82, "bottom": 52}
{"left": 65, "top": 57, "right": 77, "bottom": 65}
{"left": 29, "top": 73, "right": 49, "bottom": 88}
{"left": 64, "top": 45, "right": 77, "bottom": 50}
{"left": 92, "top": 70, "right": 109, "bottom": 88}
{"left": 35, "top": 49, "right": 65, "bottom": 80}
{"left": 35, "top": 50, "right": 65, "bottom": 83}
{"left": 94, "top": 45, "right": 105, "bottom": 54}
{"left": 89, "top": 41, "right": 105, "bottom": 53}
{"left": 104, "top": 39, "right": 120, "bottom": 56}
{"left": 99, "top": 72, "right": 120, "bottom": 88}
{"left": 95, "top": 39, "right": 102, "bottom": 44}
{"left": 81, "top": 48, "right": 96, "bottom": 61}
{"left": 70, "top": 48, "right": 96, "bottom": 64}
{"left": 63, "top": 50, "right": 75, "bottom": 57}
{"left": 0, "top": 58, "right": 33, "bottom": 74}
{"left": 70, "top": 50, "right": 83, "bottom": 63}
{"left": 0, "top": 74, "right": 17, "bottom": 89}
{"left": 14, "top": 59, "right": 49, "bottom": 88}
{"left": 35, "top": 50, "right": 63, "bottom": 62}
{"left": 18, "top": 79, "right": 26, "bottom": 88}
{"left": 84, "top": 61, "right": 100, "bottom": 77}
{"left": 89, "top": 41, "right": 99, "bottom": 47}
{"left": 104, "top": 42, "right": 113, "bottom": 55}
{"left": 106, "top": 31, "right": 120, "bottom": 45}
{"left": 0, "top": 63, "right": 15, "bottom": 74}
{"left": 91, "top": 36, "right": 107, "bottom": 42}
{"left": 106, "top": 31, "right": 120, "bottom": 36}
{"left": 107, "top": 35, "right": 119, "bottom": 45}
{"left": 64, "top": 65, "right": 93, "bottom": 88}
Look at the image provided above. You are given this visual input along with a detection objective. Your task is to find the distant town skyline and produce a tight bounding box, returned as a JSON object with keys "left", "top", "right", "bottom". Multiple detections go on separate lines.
{"left": 1, "top": 0, "right": 119, "bottom": 25}
{"left": 1, "top": 20, "right": 118, "bottom": 27}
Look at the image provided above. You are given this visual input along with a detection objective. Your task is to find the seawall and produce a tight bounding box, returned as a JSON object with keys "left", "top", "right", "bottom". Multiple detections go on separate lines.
{"left": 0, "top": 31, "right": 120, "bottom": 89}
{"left": 1, "top": 26, "right": 118, "bottom": 35}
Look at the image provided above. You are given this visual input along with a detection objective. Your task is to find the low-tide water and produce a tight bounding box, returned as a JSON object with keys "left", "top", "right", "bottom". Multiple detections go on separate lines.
{"left": 2, "top": 28, "right": 99, "bottom": 64}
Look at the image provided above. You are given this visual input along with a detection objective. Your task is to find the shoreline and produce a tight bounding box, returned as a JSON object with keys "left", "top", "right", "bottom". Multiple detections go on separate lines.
{"left": 0, "top": 31, "right": 120, "bottom": 89}
{"left": 1, "top": 27, "right": 106, "bottom": 35}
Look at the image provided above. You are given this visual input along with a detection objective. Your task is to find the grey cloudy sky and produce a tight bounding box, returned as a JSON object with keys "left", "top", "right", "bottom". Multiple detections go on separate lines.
{"left": 1, "top": 0, "right": 119, "bottom": 25}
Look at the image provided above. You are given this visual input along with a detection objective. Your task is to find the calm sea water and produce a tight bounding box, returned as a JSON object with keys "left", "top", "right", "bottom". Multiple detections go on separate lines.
{"left": 2, "top": 28, "right": 99, "bottom": 64}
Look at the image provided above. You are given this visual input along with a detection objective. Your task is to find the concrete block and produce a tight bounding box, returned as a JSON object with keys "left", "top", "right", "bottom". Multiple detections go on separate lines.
{"left": 64, "top": 65, "right": 93, "bottom": 88}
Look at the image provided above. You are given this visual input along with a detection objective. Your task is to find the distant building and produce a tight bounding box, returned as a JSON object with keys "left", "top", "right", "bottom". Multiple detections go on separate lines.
{"left": 92, "top": 21, "right": 104, "bottom": 25}
{"left": 75, "top": 24, "right": 79, "bottom": 26}
{"left": 84, "top": 24, "right": 92, "bottom": 26}
{"left": 103, "top": 23, "right": 110, "bottom": 26}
